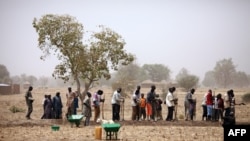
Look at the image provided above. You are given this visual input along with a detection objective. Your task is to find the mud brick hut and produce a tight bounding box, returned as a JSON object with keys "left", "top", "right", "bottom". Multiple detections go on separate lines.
{"left": 12, "top": 84, "right": 20, "bottom": 94}
{"left": 0, "top": 84, "right": 12, "bottom": 95}
{"left": 0, "top": 84, "right": 20, "bottom": 95}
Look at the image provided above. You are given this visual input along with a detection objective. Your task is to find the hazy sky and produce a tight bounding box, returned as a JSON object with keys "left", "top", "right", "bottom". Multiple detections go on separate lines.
{"left": 0, "top": 0, "right": 250, "bottom": 81}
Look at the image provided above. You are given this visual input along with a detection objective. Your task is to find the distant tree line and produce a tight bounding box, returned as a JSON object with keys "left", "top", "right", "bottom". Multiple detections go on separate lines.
{"left": 108, "top": 58, "right": 250, "bottom": 91}
{"left": 1, "top": 57, "right": 249, "bottom": 92}
{"left": 0, "top": 64, "right": 70, "bottom": 87}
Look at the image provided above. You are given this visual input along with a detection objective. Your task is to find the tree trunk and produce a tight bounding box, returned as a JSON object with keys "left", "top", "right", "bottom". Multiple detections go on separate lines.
{"left": 75, "top": 77, "right": 82, "bottom": 107}
{"left": 73, "top": 73, "right": 82, "bottom": 110}
{"left": 83, "top": 82, "right": 91, "bottom": 98}
{"left": 78, "top": 81, "right": 91, "bottom": 108}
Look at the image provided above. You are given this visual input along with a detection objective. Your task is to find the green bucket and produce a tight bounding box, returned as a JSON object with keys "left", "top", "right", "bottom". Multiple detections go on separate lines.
{"left": 51, "top": 125, "right": 60, "bottom": 131}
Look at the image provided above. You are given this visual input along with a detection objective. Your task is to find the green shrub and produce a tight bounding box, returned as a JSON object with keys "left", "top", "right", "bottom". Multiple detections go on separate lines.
{"left": 242, "top": 93, "right": 250, "bottom": 103}
{"left": 9, "top": 105, "right": 25, "bottom": 113}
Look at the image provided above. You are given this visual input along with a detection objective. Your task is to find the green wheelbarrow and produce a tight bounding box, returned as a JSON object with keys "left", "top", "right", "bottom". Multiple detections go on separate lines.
{"left": 67, "top": 115, "right": 84, "bottom": 127}
{"left": 102, "top": 123, "right": 121, "bottom": 140}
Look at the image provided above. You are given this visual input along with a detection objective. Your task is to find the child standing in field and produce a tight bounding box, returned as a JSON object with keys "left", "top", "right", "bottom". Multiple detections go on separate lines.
{"left": 139, "top": 93, "right": 147, "bottom": 120}
{"left": 216, "top": 93, "right": 224, "bottom": 122}
{"left": 155, "top": 94, "right": 163, "bottom": 120}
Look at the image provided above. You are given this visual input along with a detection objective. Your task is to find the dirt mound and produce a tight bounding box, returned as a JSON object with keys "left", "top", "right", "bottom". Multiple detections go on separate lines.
{"left": 0, "top": 118, "right": 222, "bottom": 128}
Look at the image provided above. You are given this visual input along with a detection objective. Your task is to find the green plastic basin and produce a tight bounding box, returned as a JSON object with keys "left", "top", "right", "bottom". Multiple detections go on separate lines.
{"left": 51, "top": 125, "right": 60, "bottom": 131}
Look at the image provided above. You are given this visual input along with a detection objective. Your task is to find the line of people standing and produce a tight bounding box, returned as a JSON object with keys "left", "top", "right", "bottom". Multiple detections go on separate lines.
{"left": 130, "top": 85, "right": 177, "bottom": 122}
{"left": 41, "top": 92, "right": 63, "bottom": 119}
{"left": 130, "top": 85, "right": 160, "bottom": 121}
{"left": 26, "top": 85, "right": 237, "bottom": 126}
{"left": 201, "top": 89, "right": 236, "bottom": 125}
{"left": 24, "top": 85, "right": 64, "bottom": 120}
{"left": 25, "top": 85, "right": 169, "bottom": 123}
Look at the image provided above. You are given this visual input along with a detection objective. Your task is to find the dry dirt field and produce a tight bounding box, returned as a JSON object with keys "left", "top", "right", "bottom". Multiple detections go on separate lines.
{"left": 0, "top": 86, "right": 250, "bottom": 141}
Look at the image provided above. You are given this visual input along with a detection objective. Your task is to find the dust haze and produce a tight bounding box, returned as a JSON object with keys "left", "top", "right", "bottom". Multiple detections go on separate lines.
{"left": 0, "top": 0, "right": 250, "bottom": 82}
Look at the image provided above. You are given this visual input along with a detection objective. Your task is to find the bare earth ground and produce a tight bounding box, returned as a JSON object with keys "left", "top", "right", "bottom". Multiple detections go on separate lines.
{"left": 0, "top": 87, "right": 249, "bottom": 141}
